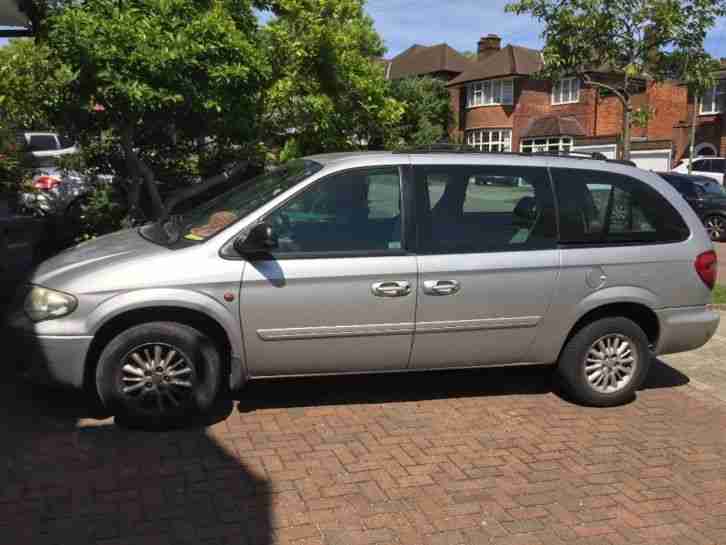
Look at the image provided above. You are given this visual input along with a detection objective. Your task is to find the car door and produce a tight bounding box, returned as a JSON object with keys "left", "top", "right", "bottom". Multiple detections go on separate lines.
{"left": 409, "top": 161, "right": 560, "bottom": 369}
{"left": 240, "top": 165, "right": 418, "bottom": 377}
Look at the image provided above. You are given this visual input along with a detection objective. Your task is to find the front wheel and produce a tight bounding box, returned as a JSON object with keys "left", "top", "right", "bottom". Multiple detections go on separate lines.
{"left": 704, "top": 215, "right": 726, "bottom": 242}
{"left": 557, "top": 317, "right": 651, "bottom": 407}
{"left": 96, "top": 322, "right": 222, "bottom": 427}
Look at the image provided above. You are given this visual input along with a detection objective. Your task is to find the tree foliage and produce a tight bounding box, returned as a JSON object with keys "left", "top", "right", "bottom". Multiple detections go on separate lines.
{"left": 260, "top": 0, "right": 403, "bottom": 155}
{"left": 389, "top": 76, "right": 451, "bottom": 148}
{"left": 506, "top": 0, "right": 726, "bottom": 159}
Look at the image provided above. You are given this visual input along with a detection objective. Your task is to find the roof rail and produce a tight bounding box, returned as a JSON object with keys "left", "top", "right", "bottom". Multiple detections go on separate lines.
{"left": 393, "top": 145, "right": 638, "bottom": 167}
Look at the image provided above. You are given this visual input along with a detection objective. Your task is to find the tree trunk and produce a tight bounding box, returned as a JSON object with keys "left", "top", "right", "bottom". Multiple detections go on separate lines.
{"left": 689, "top": 95, "right": 698, "bottom": 175}
{"left": 621, "top": 102, "right": 632, "bottom": 161}
{"left": 120, "top": 127, "right": 166, "bottom": 221}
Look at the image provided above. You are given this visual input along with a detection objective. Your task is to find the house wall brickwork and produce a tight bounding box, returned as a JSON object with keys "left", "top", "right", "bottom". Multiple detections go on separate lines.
{"left": 449, "top": 77, "right": 695, "bottom": 156}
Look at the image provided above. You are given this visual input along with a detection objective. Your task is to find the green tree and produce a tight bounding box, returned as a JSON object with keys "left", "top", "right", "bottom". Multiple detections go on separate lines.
{"left": 260, "top": 0, "right": 403, "bottom": 155}
{"left": 389, "top": 76, "right": 451, "bottom": 148}
{"left": 19, "top": 0, "right": 270, "bottom": 221}
{"left": 506, "top": 0, "right": 726, "bottom": 160}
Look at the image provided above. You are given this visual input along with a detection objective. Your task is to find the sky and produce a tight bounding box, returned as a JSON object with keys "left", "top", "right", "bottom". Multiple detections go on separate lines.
{"left": 366, "top": 0, "right": 726, "bottom": 60}
{"left": 2, "top": 1, "right": 725, "bottom": 57}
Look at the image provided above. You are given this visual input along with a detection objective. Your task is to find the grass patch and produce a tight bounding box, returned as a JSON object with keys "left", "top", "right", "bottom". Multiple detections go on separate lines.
{"left": 712, "top": 285, "right": 726, "bottom": 305}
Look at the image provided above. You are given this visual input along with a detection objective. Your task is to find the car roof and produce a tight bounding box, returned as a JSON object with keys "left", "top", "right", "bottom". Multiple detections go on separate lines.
{"left": 303, "top": 150, "right": 644, "bottom": 175}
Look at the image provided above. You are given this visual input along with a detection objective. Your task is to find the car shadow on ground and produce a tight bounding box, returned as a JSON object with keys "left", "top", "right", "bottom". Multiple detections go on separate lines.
{"left": 235, "top": 357, "right": 690, "bottom": 412}
{"left": 0, "top": 371, "right": 273, "bottom": 545}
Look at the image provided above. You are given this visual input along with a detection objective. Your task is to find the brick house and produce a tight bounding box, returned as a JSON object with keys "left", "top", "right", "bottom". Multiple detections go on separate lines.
{"left": 673, "top": 61, "right": 726, "bottom": 161}
{"left": 445, "top": 34, "right": 689, "bottom": 168}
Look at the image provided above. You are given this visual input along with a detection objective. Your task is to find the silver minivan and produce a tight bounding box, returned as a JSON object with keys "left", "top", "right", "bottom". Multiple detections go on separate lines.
{"left": 7, "top": 151, "right": 720, "bottom": 425}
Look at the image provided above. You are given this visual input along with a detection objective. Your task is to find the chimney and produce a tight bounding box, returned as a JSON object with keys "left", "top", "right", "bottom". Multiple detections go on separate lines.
{"left": 478, "top": 34, "right": 501, "bottom": 61}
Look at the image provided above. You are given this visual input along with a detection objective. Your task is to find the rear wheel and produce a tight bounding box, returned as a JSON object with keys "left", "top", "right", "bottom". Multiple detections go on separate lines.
{"left": 557, "top": 317, "right": 651, "bottom": 407}
{"left": 96, "top": 322, "right": 222, "bottom": 427}
{"left": 705, "top": 214, "right": 726, "bottom": 242}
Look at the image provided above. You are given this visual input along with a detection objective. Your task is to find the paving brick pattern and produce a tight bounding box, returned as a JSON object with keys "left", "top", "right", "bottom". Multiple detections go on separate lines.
{"left": 2, "top": 355, "right": 726, "bottom": 545}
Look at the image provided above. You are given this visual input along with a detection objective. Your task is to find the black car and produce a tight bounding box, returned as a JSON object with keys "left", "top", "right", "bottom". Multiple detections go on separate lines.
{"left": 657, "top": 172, "right": 726, "bottom": 241}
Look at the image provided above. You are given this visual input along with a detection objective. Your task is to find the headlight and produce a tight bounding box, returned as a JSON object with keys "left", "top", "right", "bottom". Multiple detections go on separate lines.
{"left": 23, "top": 286, "right": 77, "bottom": 322}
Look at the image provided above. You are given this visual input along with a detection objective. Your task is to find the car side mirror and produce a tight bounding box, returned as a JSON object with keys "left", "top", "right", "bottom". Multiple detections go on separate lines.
{"left": 234, "top": 222, "right": 278, "bottom": 255}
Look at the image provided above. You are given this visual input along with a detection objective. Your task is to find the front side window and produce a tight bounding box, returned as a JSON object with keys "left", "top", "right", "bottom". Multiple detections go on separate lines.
{"left": 700, "top": 82, "right": 725, "bottom": 115}
{"left": 521, "top": 136, "right": 573, "bottom": 154}
{"left": 265, "top": 166, "right": 403, "bottom": 254}
{"left": 552, "top": 78, "right": 580, "bottom": 105}
{"left": 160, "top": 160, "right": 323, "bottom": 244}
{"left": 466, "top": 78, "right": 514, "bottom": 107}
{"left": 415, "top": 165, "right": 557, "bottom": 254}
{"left": 466, "top": 128, "right": 512, "bottom": 152}
{"left": 552, "top": 168, "right": 689, "bottom": 245}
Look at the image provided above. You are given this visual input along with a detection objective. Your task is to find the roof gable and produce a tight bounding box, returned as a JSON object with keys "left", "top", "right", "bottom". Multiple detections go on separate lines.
{"left": 387, "top": 43, "right": 476, "bottom": 80}
{"left": 446, "top": 45, "right": 544, "bottom": 86}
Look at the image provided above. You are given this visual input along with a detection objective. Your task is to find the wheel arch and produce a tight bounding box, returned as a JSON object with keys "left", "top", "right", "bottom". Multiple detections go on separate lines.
{"left": 84, "top": 304, "right": 241, "bottom": 395}
{"left": 557, "top": 301, "right": 660, "bottom": 363}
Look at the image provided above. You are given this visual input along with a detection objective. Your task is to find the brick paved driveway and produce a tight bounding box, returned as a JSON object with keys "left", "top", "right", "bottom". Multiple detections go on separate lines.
{"left": 2, "top": 330, "right": 726, "bottom": 545}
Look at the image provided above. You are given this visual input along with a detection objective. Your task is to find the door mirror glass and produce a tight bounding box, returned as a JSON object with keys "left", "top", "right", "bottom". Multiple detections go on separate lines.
{"left": 234, "top": 222, "right": 278, "bottom": 255}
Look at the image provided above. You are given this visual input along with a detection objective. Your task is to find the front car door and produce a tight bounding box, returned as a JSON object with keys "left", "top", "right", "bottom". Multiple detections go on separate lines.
{"left": 240, "top": 163, "right": 418, "bottom": 377}
{"left": 409, "top": 158, "right": 560, "bottom": 369}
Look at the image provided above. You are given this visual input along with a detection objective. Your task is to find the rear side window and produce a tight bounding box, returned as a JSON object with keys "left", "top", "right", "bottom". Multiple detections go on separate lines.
{"left": 415, "top": 165, "right": 557, "bottom": 253}
{"left": 551, "top": 168, "right": 689, "bottom": 245}
{"left": 692, "top": 160, "right": 709, "bottom": 171}
{"left": 711, "top": 158, "right": 725, "bottom": 173}
{"left": 26, "top": 134, "right": 58, "bottom": 151}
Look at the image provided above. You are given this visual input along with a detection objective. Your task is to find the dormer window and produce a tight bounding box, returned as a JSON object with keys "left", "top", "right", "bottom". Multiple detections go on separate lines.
{"left": 466, "top": 78, "right": 514, "bottom": 108}
{"left": 552, "top": 77, "right": 580, "bottom": 105}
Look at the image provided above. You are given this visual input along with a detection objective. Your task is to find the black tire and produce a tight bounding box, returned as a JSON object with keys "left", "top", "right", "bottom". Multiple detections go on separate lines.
{"left": 704, "top": 214, "right": 726, "bottom": 242}
{"left": 557, "top": 317, "right": 651, "bottom": 407}
{"left": 96, "top": 321, "right": 222, "bottom": 427}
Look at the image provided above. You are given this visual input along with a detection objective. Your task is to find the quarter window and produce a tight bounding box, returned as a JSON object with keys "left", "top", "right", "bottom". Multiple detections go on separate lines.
{"left": 466, "top": 129, "right": 512, "bottom": 152}
{"left": 266, "top": 166, "right": 403, "bottom": 254}
{"left": 551, "top": 168, "right": 689, "bottom": 245}
{"left": 552, "top": 78, "right": 580, "bottom": 105}
{"left": 521, "top": 137, "right": 573, "bottom": 154}
{"left": 415, "top": 165, "right": 557, "bottom": 253}
{"left": 466, "top": 78, "right": 514, "bottom": 107}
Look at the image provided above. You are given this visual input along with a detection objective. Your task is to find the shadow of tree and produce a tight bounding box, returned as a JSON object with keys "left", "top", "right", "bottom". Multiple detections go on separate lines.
{"left": 0, "top": 375, "right": 273, "bottom": 545}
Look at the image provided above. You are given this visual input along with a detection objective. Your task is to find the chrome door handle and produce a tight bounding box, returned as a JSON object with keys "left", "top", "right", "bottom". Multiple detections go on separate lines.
{"left": 371, "top": 281, "right": 411, "bottom": 297}
{"left": 423, "top": 280, "right": 460, "bottom": 296}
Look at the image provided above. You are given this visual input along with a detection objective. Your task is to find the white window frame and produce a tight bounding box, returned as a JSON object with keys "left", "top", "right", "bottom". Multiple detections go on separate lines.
{"left": 552, "top": 77, "right": 580, "bottom": 105}
{"left": 466, "top": 78, "right": 514, "bottom": 108}
{"left": 520, "top": 136, "right": 573, "bottom": 154}
{"left": 466, "top": 128, "right": 512, "bottom": 152}
{"left": 700, "top": 82, "right": 724, "bottom": 115}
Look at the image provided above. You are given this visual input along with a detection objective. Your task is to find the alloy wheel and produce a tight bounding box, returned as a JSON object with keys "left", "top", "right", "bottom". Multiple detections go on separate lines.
{"left": 584, "top": 334, "right": 638, "bottom": 394}
{"left": 119, "top": 343, "right": 196, "bottom": 415}
{"left": 706, "top": 216, "right": 725, "bottom": 241}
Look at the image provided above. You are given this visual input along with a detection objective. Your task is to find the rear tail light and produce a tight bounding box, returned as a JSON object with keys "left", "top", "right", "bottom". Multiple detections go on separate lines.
{"left": 33, "top": 175, "right": 61, "bottom": 190}
{"left": 695, "top": 250, "right": 718, "bottom": 290}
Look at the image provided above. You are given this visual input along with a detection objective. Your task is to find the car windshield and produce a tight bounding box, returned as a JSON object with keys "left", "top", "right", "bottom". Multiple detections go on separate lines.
{"left": 140, "top": 159, "right": 323, "bottom": 245}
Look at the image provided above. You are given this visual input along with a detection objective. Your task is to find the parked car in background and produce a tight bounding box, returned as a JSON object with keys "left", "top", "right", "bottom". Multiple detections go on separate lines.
{"left": 657, "top": 172, "right": 726, "bottom": 241}
{"left": 7, "top": 150, "right": 719, "bottom": 427}
{"left": 671, "top": 157, "right": 725, "bottom": 185}
{"left": 19, "top": 131, "right": 77, "bottom": 160}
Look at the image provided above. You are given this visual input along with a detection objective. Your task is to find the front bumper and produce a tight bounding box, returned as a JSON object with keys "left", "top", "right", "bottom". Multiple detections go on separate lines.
{"left": 4, "top": 309, "right": 91, "bottom": 389}
{"left": 655, "top": 305, "right": 720, "bottom": 356}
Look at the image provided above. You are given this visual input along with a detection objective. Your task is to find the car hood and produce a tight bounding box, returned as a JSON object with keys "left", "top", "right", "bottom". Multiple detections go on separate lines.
{"left": 30, "top": 228, "right": 167, "bottom": 289}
